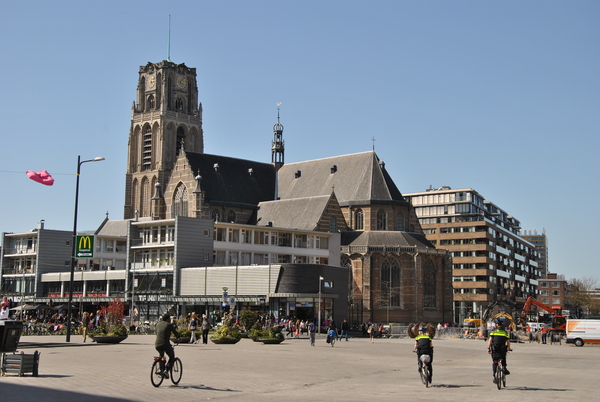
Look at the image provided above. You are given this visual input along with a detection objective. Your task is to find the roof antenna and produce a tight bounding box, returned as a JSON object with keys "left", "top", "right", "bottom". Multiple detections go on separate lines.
{"left": 167, "top": 15, "right": 171, "bottom": 62}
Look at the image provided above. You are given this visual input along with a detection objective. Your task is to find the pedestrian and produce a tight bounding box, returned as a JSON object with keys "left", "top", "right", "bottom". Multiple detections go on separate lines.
{"left": 81, "top": 312, "right": 90, "bottom": 342}
{"left": 189, "top": 312, "right": 198, "bottom": 344}
{"left": 368, "top": 321, "right": 375, "bottom": 343}
{"left": 0, "top": 304, "right": 9, "bottom": 320}
{"left": 340, "top": 319, "right": 349, "bottom": 341}
{"left": 308, "top": 319, "right": 316, "bottom": 346}
{"left": 541, "top": 325, "right": 548, "bottom": 344}
{"left": 201, "top": 314, "right": 210, "bottom": 344}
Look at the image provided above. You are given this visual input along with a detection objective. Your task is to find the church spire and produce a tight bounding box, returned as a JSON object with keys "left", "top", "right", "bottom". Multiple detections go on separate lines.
{"left": 271, "top": 102, "right": 285, "bottom": 171}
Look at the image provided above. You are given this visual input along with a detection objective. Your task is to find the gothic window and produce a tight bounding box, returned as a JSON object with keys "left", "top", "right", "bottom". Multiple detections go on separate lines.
{"left": 355, "top": 209, "right": 364, "bottom": 230}
{"left": 176, "top": 127, "right": 185, "bottom": 156}
{"left": 381, "top": 256, "right": 401, "bottom": 307}
{"left": 377, "top": 209, "right": 387, "bottom": 230}
{"left": 227, "top": 210, "right": 236, "bottom": 223}
{"left": 142, "top": 125, "right": 152, "bottom": 171}
{"left": 397, "top": 211, "right": 405, "bottom": 231}
{"left": 141, "top": 178, "right": 150, "bottom": 217}
{"left": 147, "top": 95, "right": 155, "bottom": 110}
{"left": 173, "top": 183, "right": 188, "bottom": 217}
{"left": 423, "top": 260, "right": 436, "bottom": 308}
{"left": 175, "top": 97, "right": 184, "bottom": 112}
{"left": 211, "top": 210, "right": 220, "bottom": 222}
{"left": 329, "top": 216, "right": 337, "bottom": 233}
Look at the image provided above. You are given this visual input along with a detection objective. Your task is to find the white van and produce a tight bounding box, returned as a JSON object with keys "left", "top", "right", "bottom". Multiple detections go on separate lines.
{"left": 566, "top": 319, "right": 600, "bottom": 347}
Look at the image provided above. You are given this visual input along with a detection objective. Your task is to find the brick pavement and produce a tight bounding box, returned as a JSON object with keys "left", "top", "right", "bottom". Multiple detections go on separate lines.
{"left": 0, "top": 334, "right": 598, "bottom": 402}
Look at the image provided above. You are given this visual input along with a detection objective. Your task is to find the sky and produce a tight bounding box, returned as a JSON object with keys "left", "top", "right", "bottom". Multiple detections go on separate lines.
{"left": 0, "top": 1, "right": 598, "bottom": 281}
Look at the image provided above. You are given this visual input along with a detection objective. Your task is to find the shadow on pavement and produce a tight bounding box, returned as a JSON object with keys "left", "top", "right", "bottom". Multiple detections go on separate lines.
{"left": 0, "top": 382, "right": 139, "bottom": 402}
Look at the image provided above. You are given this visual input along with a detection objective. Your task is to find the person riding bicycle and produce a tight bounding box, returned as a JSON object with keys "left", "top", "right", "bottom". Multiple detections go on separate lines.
{"left": 155, "top": 314, "right": 181, "bottom": 378}
{"left": 487, "top": 318, "right": 512, "bottom": 383}
{"left": 413, "top": 326, "right": 433, "bottom": 382}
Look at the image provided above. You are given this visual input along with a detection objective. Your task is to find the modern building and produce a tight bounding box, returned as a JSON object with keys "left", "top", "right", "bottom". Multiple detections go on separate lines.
{"left": 537, "top": 273, "right": 568, "bottom": 312}
{"left": 404, "top": 186, "right": 541, "bottom": 324}
{"left": 522, "top": 230, "right": 548, "bottom": 276}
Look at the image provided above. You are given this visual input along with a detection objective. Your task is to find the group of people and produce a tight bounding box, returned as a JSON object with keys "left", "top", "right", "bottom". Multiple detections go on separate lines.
{"left": 413, "top": 318, "right": 512, "bottom": 384}
{"left": 186, "top": 312, "right": 211, "bottom": 344}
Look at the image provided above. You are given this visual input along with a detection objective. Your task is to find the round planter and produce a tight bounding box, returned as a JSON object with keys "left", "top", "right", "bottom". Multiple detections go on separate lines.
{"left": 91, "top": 335, "right": 128, "bottom": 344}
{"left": 210, "top": 337, "right": 241, "bottom": 344}
{"left": 259, "top": 338, "right": 284, "bottom": 344}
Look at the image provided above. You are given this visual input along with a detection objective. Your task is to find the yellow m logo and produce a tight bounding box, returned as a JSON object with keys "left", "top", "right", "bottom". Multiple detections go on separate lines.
{"left": 78, "top": 236, "right": 92, "bottom": 249}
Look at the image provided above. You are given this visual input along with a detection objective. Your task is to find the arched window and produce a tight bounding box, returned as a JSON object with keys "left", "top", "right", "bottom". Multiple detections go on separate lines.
{"left": 381, "top": 256, "right": 401, "bottom": 307}
{"left": 211, "top": 210, "right": 220, "bottom": 222}
{"left": 176, "top": 127, "right": 185, "bottom": 156}
{"left": 142, "top": 125, "right": 152, "bottom": 171}
{"left": 397, "top": 211, "right": 404, "bottom": 231}
{"left": 173, "top": 183, "right": 188, "bottom": 217}
{"left": 423, "top": 260, "right": 436, "bottom": 308}
{"left": 141, "top": 178, "right": 150, "bottom": 217}
{"left": 227, "top": 210, "right": 236, "bottom": 223}
{"left": 329, "top": 216, "right": 337, "bottom": 232}
{"left": 377, "top": 209, "right": 387, "bottom": 230}
{"left": 147, "top": 95, "right": 155, "bottom": 110}
{"left": 355, "top": 209, "right": 364, "bottom": 230}
{"left": 175, "top": 97, "right": 184, "bottom": 111}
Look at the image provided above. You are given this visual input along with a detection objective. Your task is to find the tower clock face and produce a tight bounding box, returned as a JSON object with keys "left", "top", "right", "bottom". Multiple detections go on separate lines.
{"left": 176, "top": 75, "right": 188, "bottom": 90}
{"left": 147, "top": 75, "right": 156, "bottom": 89}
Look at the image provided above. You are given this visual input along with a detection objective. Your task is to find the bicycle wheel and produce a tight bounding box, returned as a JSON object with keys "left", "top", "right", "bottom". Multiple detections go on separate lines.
{"left": 150, "top": 360, "right": 164, "bottom": 388}
{"left": 170, "top": 357, "right": 183, "bottom": 385}
{"left": 494, "top": 367, "right": 502, "bottom": 390}
{"left": 420, "top": 366, "right": 428, "bottom": 387}
{"left": 501, "top": 368, "right": 506, "bottom": 388}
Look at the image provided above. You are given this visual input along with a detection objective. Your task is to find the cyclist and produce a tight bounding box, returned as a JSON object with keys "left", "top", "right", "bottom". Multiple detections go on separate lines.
{"left": 155, "top": 314, "right": 181, "bottom": 378}
{"left": 413, "top": 326, "right": 433, "bottom": 382}
{"left": 487, "top": 318, "right": 512, "bottom": 383}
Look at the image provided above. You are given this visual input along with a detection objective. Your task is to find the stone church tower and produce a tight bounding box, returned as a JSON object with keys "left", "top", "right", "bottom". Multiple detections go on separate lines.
{"left": 124, "top": 61, "right": 204, "bottom": 220}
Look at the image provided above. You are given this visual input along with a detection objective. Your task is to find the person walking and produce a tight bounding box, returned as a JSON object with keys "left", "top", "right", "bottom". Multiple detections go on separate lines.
{"left": 308, "top": 319, "right": 316, "bottom": 346}
{"left": 188, "top": 312, "right": 198, "bottom": 344}
{"left": 368, "top": 321, "right": 375, "bottom": 343}
{"left": 340, "top": 319, "right": 349, "bottom": 341}
{"left": 81, "top": 312, "right": 90, "bottom": 342}
{"left": 201, "top": 314, "right": 210, "bottom": 344}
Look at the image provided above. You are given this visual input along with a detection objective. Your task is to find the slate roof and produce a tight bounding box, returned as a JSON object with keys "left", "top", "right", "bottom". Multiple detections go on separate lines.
{"left": 95, "top": 219, "right": 129, "bottom": 237}
{"left": 256, "top": 195, "right": 331, "bottom": 231}
{"left": 276, "top": 151, "right": 405, "bottom": 206}
{"left": 341, "top": 230, "right": 434, "bottom": 248}
{"left": 185, "top": 152, "right": 277, "bottom": 208}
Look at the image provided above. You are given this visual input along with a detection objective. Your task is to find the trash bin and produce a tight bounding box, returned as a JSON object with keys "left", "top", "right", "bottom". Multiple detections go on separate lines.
{"left": 2, "top": 350, "right": 40, "bottom": 376}
{"left": 0, "top": 320, "right": 24, "bottom": 353}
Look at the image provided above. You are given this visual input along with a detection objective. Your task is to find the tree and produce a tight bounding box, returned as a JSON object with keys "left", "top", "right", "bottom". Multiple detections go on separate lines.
{"left": 567, "top": 277, "right": 598, "bottom": 318}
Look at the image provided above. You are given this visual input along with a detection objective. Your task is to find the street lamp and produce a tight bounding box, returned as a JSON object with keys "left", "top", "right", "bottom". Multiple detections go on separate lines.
{"left": 318, "top": 276, "right": 324, "bottom": 335}
{"left": 66, "top": 156, "right": 105, "bottom": 342}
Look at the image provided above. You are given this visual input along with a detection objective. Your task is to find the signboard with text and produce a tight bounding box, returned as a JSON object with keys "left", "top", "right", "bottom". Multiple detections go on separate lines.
{"left": 76, "top": 235, "right": 94, "bottom": 258}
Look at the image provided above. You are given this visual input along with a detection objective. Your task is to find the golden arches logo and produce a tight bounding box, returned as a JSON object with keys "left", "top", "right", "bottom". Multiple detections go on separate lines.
{"left": 78, "top": 236, "right": 92, "bottom": 250}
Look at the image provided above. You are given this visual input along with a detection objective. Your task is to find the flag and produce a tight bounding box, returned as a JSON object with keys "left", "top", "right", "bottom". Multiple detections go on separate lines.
{"left": 26, "top": 170, "right": 55, "bottom": 186}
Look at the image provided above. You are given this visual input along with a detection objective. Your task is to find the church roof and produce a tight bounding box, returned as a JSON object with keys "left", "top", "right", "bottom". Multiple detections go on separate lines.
{"left": 276, "top": 151, "right": 405, "bottom": 206}
{"left": 341, "top": 230, "right": 434, "bottom": 248}
{"left": 95, "top": 219, "right": 129, "bottom": 237}
{"left": 256, "top": 195, "right": 331, "bottom": 231}
{"left": 185, "top": 152, "right": 277, "bottom": 208}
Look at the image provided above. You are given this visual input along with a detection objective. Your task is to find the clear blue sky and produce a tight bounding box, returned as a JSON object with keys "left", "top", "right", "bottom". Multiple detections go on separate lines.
{"left": 1, "top": 1, "right": 598, "bottom": 281}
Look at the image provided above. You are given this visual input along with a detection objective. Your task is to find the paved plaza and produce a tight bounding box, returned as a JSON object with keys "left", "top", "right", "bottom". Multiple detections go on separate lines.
{"left": 1, "top": 334, "right": 598, "bottom": 401}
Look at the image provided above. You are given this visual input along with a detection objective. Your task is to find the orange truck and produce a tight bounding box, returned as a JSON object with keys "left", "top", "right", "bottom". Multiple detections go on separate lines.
{"left": 566, "top": 319, "right": 600, "bottom": 347}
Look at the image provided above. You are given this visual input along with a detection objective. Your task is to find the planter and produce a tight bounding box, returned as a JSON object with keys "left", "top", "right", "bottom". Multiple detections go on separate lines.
{"left": 210, "top": 338, "right": 241, "bottom": 344}
{"left": 239, "top": 332, "right": 250, "bottom": 338}
{"left": 91, "top": 335, "right": 128, "bottom": 344}
{"left": 259, "top": 338, "right": 284, "bottom": 344}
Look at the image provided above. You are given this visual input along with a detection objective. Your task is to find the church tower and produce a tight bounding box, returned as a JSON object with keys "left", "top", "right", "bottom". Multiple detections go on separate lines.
{"left": 124, "top": 61, "right": 203, "bottom": 220}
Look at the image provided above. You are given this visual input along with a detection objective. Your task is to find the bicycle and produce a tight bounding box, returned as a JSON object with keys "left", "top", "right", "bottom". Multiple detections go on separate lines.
{"left": 150, "top": 344, "right": 183, "bottom": 387}
{"left": 416, "top": 353, "right": 432, "bottom": 387}
{"left": 491, "top": 348, "right": 511, "bottom": 390}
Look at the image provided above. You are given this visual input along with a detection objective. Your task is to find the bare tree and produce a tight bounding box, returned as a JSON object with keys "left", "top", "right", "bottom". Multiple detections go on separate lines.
{"left": 567, "top": 276, "right": 598, "bottom": 317}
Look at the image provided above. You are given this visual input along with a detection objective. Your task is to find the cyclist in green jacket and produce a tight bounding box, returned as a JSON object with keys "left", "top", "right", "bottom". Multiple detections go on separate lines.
{"left": 155, "top": 314, "right": 181, "bottom": 377}
{"left": 487, "top": 318, "right": 512, "bottom": 382}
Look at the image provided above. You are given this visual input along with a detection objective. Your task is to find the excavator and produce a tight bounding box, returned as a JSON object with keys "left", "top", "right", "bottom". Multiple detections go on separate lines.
{"left": 522, "top": 296, "right": 567, "bottom": 335}
{"left": 462, "top": 298, "right": 519, "bottom": 329}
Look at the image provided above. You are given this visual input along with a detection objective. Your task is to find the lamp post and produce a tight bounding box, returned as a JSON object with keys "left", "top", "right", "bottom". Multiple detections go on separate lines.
{"left": 66, "top": 156, "right": 105, "bottom": 342}
{"left": 318, "top": 276, "right": 323, "bottom": 335}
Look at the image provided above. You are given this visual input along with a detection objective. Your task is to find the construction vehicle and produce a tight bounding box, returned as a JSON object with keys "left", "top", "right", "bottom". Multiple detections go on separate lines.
{"left": 522, "top": 296, "right": 567, "bottom": 335}
{"left": 463, "top": 312, "right": 483, "bottom": 328}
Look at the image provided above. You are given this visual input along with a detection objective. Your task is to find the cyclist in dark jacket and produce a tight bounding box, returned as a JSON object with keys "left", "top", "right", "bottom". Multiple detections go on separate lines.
{"left": 155, "top": 314, "right": 181, "bottom": 377}
{"left": 487, "top": 318, "right": 512, "bottom": 382}
{"left": 414, "top": 326, "right": 433, "bottom": 382}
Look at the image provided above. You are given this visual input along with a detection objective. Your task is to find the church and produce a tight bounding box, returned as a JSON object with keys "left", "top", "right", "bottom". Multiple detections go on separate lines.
{"left": 123, "top": 60, "right": 452, "bottom": 325}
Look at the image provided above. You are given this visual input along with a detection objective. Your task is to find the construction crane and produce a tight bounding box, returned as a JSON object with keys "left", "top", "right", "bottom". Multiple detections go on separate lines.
{"left": 522, "top": 296, "right": 566, "bottom": 335}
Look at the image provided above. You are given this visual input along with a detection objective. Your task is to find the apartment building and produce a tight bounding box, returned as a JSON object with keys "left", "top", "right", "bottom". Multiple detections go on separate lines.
{"left": 404, "top": 186, "right": 541, "bottom": 324}
{"left": 522, "top": 230, "right": 548, "bottom": 276}
{"left": 538, "top": 273, "right": 568, "bottom": 312}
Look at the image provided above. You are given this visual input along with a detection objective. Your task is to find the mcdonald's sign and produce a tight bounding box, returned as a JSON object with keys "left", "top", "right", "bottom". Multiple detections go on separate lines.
{"left": 76, "top": 235, "right": 94, "bottom": 258}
